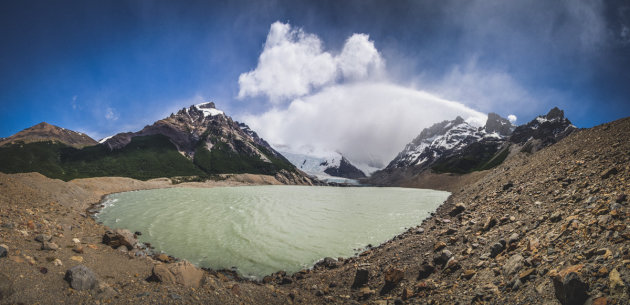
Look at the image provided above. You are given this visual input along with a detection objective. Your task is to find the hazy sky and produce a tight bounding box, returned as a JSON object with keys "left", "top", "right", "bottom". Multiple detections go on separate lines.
{"left": 1, "top": 1, "right": 629, "bottom": 166}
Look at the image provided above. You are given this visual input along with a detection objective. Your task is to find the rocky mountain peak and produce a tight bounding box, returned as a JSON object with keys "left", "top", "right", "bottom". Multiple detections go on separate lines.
{"left": 0, "top": 122, "right": 97, "bottom": 148}
{"left": 509, "top": 107, "right": 576, "bottom": 148}
{"left": 484, "top": 113, "right": 513, "bottom": 136}
{"left": 545, "top": 107, "right": 564, "bottom": 120}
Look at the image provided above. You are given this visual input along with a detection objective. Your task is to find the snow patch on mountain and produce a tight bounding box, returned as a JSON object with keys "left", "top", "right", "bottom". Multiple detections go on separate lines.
{"left": 194, "top": 102, "right": 224, "bottom": 117}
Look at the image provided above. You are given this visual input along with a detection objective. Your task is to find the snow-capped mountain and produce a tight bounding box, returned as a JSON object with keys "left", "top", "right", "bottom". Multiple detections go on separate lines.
{"left": 277, "top": 150, "right": 366, "bottom": 180}
{"left": 385, "top": 114, "right": 508, "bottom": 171}
{"left": 509, "top": 107, "right": 577, "bottom": 149}
{"left": 370, "top": 107, "right": 577, "bottom": 186}
{"left": 100, "top": 102, "right": 312, "bottom": 181}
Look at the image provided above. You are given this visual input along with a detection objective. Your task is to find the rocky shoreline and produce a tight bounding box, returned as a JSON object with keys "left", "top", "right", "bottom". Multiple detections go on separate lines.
{"left": 1, "top": 117, "right": 630, "bottom": 304}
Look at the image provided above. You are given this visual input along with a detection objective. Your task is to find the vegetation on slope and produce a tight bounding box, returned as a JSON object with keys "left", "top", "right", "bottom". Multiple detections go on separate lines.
{"left": 0, "top": 135, "right": 206, "bottom": 181}
{"left": 431, "top": 143, "right": 510, "bottom": 174}
{"left": 193, "top": 140, "right": 295, "bottom": 175}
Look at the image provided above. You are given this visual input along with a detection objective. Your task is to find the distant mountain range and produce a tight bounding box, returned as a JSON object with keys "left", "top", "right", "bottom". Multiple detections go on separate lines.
{"left": 0, "top": 103, "right": 314, "bottom": 183}
{"left": 0, "top": 104, "right": 577, "bottom": 185}
{"left": 369, "top": 107, "right": 577, "bottom": 185}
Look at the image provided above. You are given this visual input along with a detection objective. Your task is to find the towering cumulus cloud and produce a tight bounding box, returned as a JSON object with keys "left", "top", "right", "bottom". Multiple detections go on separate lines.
{"left": 239, "top": 22, "right": 486, "bottom": 169}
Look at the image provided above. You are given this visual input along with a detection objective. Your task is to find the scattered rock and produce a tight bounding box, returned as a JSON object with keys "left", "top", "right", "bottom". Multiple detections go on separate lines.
{"left": 550, "top": 211, "right": 562, "bottom": 222}
{"left": 72, "top": 245, "right": 84, "bottom": 254}
{"left": 609, "top": 268, "right": 625, "bottom": 294}
{"left": 151, "top": 260, "right": 204, "bottom": 288}
{"left": 615, "top": 194, "right": 627, "bottom": 203}
{"left": 381, "top": 267, "right": 404, "bottom": 295}
{"left": 53, "top": 259, "right": 63, "bottom": 266}
{"left": 434, "top": 249, "right": 453, "bottom": 266}
{"left": 462, "top": 269, "right": 476, "bottom": 279}
{"left": 503, "top": 182, "right": 514, "bottom": 190}
{"left": 358, "top": 286, "right": 375, "bottom": 299}
{"left": 351, "top": 269, "right": 369, "bottom": 288}
{"left": 71, "top": 238, "right": 80, "bottom": 244}
{"left": 433, "top": 241, "right": 447, "bottom": 251}
{"left": 34, "top": 234, "right": 52, "bottom": 243}
{"left": 70, "top": 256, "right": 83, "bottom": 263}
{"left": 489, "top": 241, "right": 505, "bottom": 258}
{"left": 503, "top": 254, "right": 524, "bottom": 276}
{"left": 444, "top": 257, "right": 460, "bottom": 271}
{"left": 483, "top": 217, "right": 497, "bottom": 231}
{"left": 449, "top": 203, "right": 466, "bottom": 217}
{"left": 155, "top": 254, "right": 171, "bottom": 263}
{"left": 600, "top": 167, "right": 618, "bottom": 179}
{"left": 65, "top": 265, "right": 98, "bottom": 290}
{"left": 508, "top": 233, "right": 520, "bottom": 245}
{"left": 417, "top": 263, "right": 435, "bottom": 280}
{"left": 41, "top": 241, "right": 59, "bottom": 251}
{"left": 384, "top": 268, "right": 404, "bottom": 286}
{"left": 0, "top": 245, "right": 7, "bottom": 258}
{"left": 102, "top": 229, "right": 137, "bottom": 250}
{"left": 518, "top": 268, "right": 535, "bottom": 281}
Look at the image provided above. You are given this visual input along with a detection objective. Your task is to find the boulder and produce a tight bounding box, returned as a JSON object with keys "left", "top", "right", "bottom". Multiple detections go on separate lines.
{"left": 503, "top": 254, "right": 524, "bottom": 276}
{"left": 351, "top": 268, "right": 369, "bottom": 288}
{"left": 316, "top": 257, "right": 339, "bottom": 269}
{"left": 449, "top": 203, "right": 466, "bottom": 217}
{"left": 102, "top": 229, "right": 137, "bottom": 250}
{"left": 151, "top": 260, "right": 204, "bottom": 288}
{"left": 551, "top": 265, "right": 588, "bottom": 305}
{"left": 65, "top": 265, "right": 98, "bottom": 290}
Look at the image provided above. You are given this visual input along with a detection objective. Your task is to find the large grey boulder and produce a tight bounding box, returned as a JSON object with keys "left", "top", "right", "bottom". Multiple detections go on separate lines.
{"left": 65, "top": 265, "right": 98, "bottom": 290}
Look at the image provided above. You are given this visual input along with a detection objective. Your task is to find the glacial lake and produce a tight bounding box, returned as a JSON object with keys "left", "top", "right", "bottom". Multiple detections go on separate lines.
{"left": 97, "top": 186, "right": 449, "bottom": 279}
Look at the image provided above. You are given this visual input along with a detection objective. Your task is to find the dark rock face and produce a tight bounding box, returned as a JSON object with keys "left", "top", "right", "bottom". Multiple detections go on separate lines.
{"left": 65, "top": 265, "right": 98, "bottom": 290}
{"left": 510, "top": 107, "right": 577, "bottom": 148}
{"left": 352, "top": 269, "right": 369, "bottom": 288}
{"left": 323, "top": 156, "right": 366, "bottom": 179}
{"left": 485, "top": 113, "right": 514, "bottom": 136}
{"left": 552, "top": 267, "right": 589, "bottom": 305}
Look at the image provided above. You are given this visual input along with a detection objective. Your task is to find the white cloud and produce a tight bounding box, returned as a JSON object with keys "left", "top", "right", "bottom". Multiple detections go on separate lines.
{"left": 422, "top": 59, "right": 541, "bottom": 115}
{"left": 239, "top": 22, "right": 486, "bottom": 169}
{"left": 508, "top": 114, "right": 517, "bottom": 123}
{"left": 337, "top": 34, "right": 384, "bottom": 80}
{"left": 242, "top": 83, "right": 485, "bottom": 168}
{"left": 105, "top": 107, "right": 119, "bottom": 121}
{"left": 237, "top": 22, "right": 384, "bottom": 103}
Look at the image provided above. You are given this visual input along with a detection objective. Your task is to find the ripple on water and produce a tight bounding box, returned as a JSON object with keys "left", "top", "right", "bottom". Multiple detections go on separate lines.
{"left": 97, "top": 186, "right": 449, "bottom": 278}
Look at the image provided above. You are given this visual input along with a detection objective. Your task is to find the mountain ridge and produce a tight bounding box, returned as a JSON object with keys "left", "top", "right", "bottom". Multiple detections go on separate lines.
{"left": 0, "top": 122, "right": 97, "bottom": 148}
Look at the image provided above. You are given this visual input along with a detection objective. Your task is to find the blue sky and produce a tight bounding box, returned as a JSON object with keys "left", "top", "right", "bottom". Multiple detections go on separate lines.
{"left": 1, "top": 1, "right": 629, "bottom": 165}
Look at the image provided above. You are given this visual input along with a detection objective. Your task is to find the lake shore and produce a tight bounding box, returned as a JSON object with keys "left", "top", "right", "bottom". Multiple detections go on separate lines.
{"left": 1, "top": 117, "right": 630, "bottom": 304}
